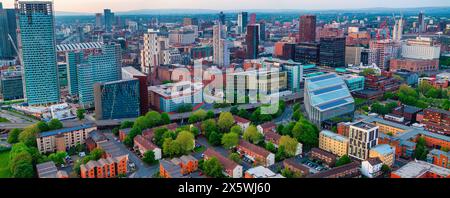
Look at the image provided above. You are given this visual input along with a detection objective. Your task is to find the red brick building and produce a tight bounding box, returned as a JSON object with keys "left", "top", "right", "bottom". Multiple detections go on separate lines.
{"left": 310, "top": 148, "right": 338, "bottom": 167}
{"left": 421, "top": 108, "right": 450, "bottom": 136}
{"left": 391, "top": 160, "right": 450, "bottom": 178}
{"left": 80, "top": 155, "right": 128, "bottom": 178}
{"left": 203, "top": 148, "right": 243, "bottom": 178}
{"left": 390, "top": 58, "right": 439, "bottom": 73}
{"left": 237, "top": 140, "right": 275, "bottom": 167}
{"left": 283, "top": 158, "right": 310, "bottom": 176}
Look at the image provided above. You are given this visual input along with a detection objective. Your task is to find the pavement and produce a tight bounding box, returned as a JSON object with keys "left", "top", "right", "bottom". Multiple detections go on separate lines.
{"left": 103, "top": 132, "right": 159, "bottom": 178}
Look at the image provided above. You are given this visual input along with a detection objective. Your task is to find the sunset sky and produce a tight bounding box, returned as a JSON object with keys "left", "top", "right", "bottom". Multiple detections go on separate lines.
{"left": 1, "top": 0, "right": 450, "bottom": 13}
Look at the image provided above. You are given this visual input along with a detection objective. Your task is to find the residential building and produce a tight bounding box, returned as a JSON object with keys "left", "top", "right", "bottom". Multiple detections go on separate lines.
{"left": 394, "top": 70, "right": 419, "bottom": 86}
{"left": 304, "top": 73, "right": 355, "bottom": 126}
{"left": 391, "top": 160, "right": 450, "bottom": 178}
{"left": 244, "top": 166, "right": 284, "bottom": 178}
{"left": 369, "top": 39, "right": 400, "bottom": 70}
{"left": 169, "top": 28, "right": 196, "bottom": 46}
{"left": 392, "top": 18, "right": 404, "bottom": 42}
{"left": 133, "top": 135, "right": 162, "bottom": 160}
{"left": 348, "top": 121, "right": 379, "bottom": 160}
{"left": 392, "top": 104, "right": 423, "bottom": 123}
{"left": 237, "top": 140, "right": 275, "bottom": 167}
{"left": 94, "top": 79, "right": 140, "bottom": 120}
{"left": 283, "top": 158, "right": 310, "bottom": 176}
{"left": 85, "top": 131, "right": 108, "bottom": 151}
{"left": 295, "top": 42, "right": 320, "bottom": 65}
{"left": 421, "top": 108, "right": 450, "bottom": 136}
{"left": 77, "top": 44, "right": 122, "bottom": 108}
{"left": 204, "top": 148, "right": 243, "bottom": 178}
{"left": 36, "top": 124, "right": 97, "bottom": 153}
{"left": 18, "top": 1, "right": 60, "bottom": 105}
{"left": 80, "top": 154, "right": 128, "bottom": 178}
{"left": 307, "top": 161, "right": 361, "bottom": 178}
{"left": 257, "top": 122, "right": 277, "bottom": 134}
{"left": 141, "top": 29, "right": 169, "bottom": 77}
{"left": 298, "top": 15, "right": 316, "bottom": 43}
{"left": 233, "top": 115, "right": 251, "bottom": 132}
{"left": 119, "top": 128, "right": 131, "bottom": 142}
{"left": 427, "top": 149, "right": 449, "bottom": 169}
{"left": 95, "top": 13, "right": 102, "bottom": 28}
{"left": 170, "top": 155, "right": 198, "bottom": 175}
{"left": 310, "top": 148, "right": 338, "bottom": 167}
{"left": 361, "top": 157, "right": 383, "bottom": 178}
{"left": 0, "top": 71, "right": 24, "bottom": 100}
{"left": 148, "top": 81, "right": 203, "bottom": 113}
{"left": 213, "top": 23, "right": 230, "bottom": 67}
{"left": 122, "top": 66, "right": 149, "bottom": 115}
{"left": 319, "top": 130, "right": 349, "bottom": 157}
{"left": 160, "top": 159, "right": 185, "bottom": 178}
{"left": 369, "top": 144, "right": 396, "bottom": 167}
{"left": 36, "top": 161, "right": 68, "bottom": 178}
{"left": 246, "top": 24, "right": 260, "bottom": 59}
{"left": 319, "top": 37, "right": 346, "bottom": 67}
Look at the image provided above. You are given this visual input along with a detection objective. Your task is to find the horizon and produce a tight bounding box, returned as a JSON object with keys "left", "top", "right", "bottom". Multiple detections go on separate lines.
{"left": 1, "top": 0, "right": 450, "bottom": 13}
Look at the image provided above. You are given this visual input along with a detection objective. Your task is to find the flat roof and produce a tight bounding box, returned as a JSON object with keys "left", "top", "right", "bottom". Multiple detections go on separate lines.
{"left": 38, "top": 124, "right": 95, "bottom": 138}
{"left": 392, "top": 160, "right": 450, "bottom": 178}
{"left": 352, "top": 121, "right": 377, "bottom": 131}
{"left": 122, "top": 66, "right": 146, "bottom": 77}
{"left": 320, "top": 130, "right": 348, "bottom": 142}
{"left": 371, "top": 144, "right": 395, "bottom": 155}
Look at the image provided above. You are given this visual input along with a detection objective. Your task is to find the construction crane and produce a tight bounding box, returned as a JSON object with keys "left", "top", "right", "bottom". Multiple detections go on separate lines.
{"left": 376, "top": 17, "right": 391, "bottom": 41}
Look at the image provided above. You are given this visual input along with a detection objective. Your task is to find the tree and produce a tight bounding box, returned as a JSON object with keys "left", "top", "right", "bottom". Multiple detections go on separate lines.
{"left": 414, "top": 137, "right": 428, "bottom": 160}
{"left": 190, "top": 126, "right": 200, "bottom": 137}
{"left": 265, "top": 142, "right": 276, "bottom": 153}
{"left": 48, "top": 119, "right": 63, "bottom": 130}
{"left": 237, "top": 109, "right": 251, "bottom": 119}
{"left": 381, "top": 164, "right": 391, "bottom": 173}
{"left": 230, "top": 125, "right": 242, "bottom": 135}
{"left": 361, "top": 68, "right": 376, "bottom": 76}
{"left": 188, "top": 109, "right": 207, "bottom": 123}
{"left": 112, "top": 127, "right": 120, "bottom": 136}
{"left": 230, "top": 106, "right": 239, "bottom": 115}
{"left": 206, "top": 110, "right": 215, "bottom": 119}
{"left": 292, "top": 120, "right": 319, "bottom": 149}
{"left": 162, "top": 138, "right": 182, "bottom": 157}
{"left": 335, "top": 155, "right": 352, "bottom": 167}
{"left": 221, "top": 132, "right": 239, "bottom": 149}
{"left": 281, "top": 122, "right": 296, "bottom": 136}
{"left": 175, "top": 131, "right": 195, "bottom": 153}
{"left": 7, "top": 128, "right": 21, "bottom": 144}
{"left": 418, "top": 81, "right": 433, "bottom": 95}
{"left": 142, "top": 150, "right": 157, "bottom": 165}
{"left": 218, "top": 112, "right": 235, "bottom": 132}
{"left": 293, "top": 103, "right": 301, "bottom": 112}
{"left": 120, "top": 121, "right": 134, "bottom": 129}
{"left": 202, "top": 157, "right": 224, "bottom": 178}
{"left": 133, "top": 116, "right": 151, "bottom": 131}
{"left": 76, "top": 108, "right": 86, "bottom": 120}
{"left": 145, "top": 111, "right": 162, "bottom": 127}
{"left": 208, "top": 131, "right": 223, "bottom": 146}
{"left": 89, "top": 148, "right": 105, "bottom": 161}
{"left": 279, "top": 136, "right": 298, "bottom": 157}
{"left": 275, "top": 146, "right": 287, "bottom": 162}
{"left": 36, "top": 121, "right": 50, "bottom": 132}
{"left": 201, "top": 119, "right": 218, "bottom": 137}
{"left": 229, "top": 153, "right": 242, "bottom": 163}
{"left": 48, "top": 151, "right": 67, "bottom": 165}
{"left": 161, "top": 113, "right": 171, "bottom": 125}
{"left": 12, "top": 161, "right": 34, "bottom": 178}
{"left": 292, "top": 109, "right": 303, "bottom": 121}
{"left": 243, "top": 125, "right": 263, "bottom": 144}
{"left": 18, "top": 125, "right": 40, "bottom": 147}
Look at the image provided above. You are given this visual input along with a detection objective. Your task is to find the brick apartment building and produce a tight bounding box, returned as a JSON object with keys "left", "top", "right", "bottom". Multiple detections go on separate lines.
{"left": 391, "top": 160, "right": 450, "bottom": 178}
{"left": 237, "top": 140, "right": 275, "bottom": 167}
{"left": 160, "top": 155, "right": 198, "bottom": 178}
{"left": 307, "top": 161, "right": 361, "bottom": 178}
{"left": 421, "top": 108, "right": 450, "bottom": 136}
{"left": 36, "top": 124, "right": 97, "bottom": 154}
{"left": 310, "top": 148, "right": 338, "bottom": 167}
{"left": 204, "top": 148, "right": 243, "bottom": 178}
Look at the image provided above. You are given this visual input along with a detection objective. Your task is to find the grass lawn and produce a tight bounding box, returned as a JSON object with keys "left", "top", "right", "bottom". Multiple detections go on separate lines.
{"left": 0, "top": 117, "right": 9, "bottom": 123}
{"left": 0, "top": 151, "right": 11, "bottom": 178}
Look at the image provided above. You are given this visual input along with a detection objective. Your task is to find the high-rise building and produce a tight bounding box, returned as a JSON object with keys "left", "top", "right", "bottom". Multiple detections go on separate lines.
{"left": 218, "top": 12, "right": 226, "bottom": 25}
{"left": 259, "top": 22, "right": 266, "bottom": 41}
{"left": 141, "top": 29, "right": 169, "bottom": 79}
{"left": 319, "top": 37, "right": 346, "bottom": 67}
{"left": 249, "top": 13, "right": 256, "bottom": 24}
{"left": 77, "top": 44, "right": 122, "bottom": 108}
{"left": 95, "top": 13, "right": 102, "bottom": 28}
{"left": 401, "top": 37, "right": 440, "bottom": 60}
{"left": 369, "top": 39, "right": 400, "bottom": 70}
{"left": 418, "top": 12, "right": 425, "bottom": 33}
{"left": 304, "top": 73, "right": 355, "bottom": 126}
{"left": 348, "top": 121, "right": 379, "bottom": 160}
{"left": 0, "top": 71, "right": 24, "bottom": 101}
{"left": 295, "top": 42, "right": 320, "bottom": 65}
{"left": 122, "top": 66, "right": 149, "bottom": 115}
{"left": 298, "top": 15, "right": 316, "bottom": 43}
{"left": 393, "top": 17, "right": 404, "bottom": 42}
{"left": 237, "top": 12, "right": 248, "bottom": 34}
{"left": 345, "top": 46, "right": 363, "bottom": 66}
{"left": 18, "top": 1, "right": 60, "bottom": 105}
{"left": 104, "top": 9, "right": 114, "bottom": 32}
{"left": 246, "top": 24, "right": 259, "bottom": 59}
{"left": 0, "top": 3, "right": 17, "bottom": 59}
{"left": 183, "top": 17, "right": 198, "bottom": 26}
{"left": 213, "top": 23, "right": 230, "bottom": 67}
{"left": 94, "top": 79, "right": 140, "bottom": 120}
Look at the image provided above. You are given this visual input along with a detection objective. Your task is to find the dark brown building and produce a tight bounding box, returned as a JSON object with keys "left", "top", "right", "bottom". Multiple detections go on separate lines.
{"left": 246, "top": 24, "right": 260, "bottom": 59}
{"left": 310, "top": 148, "right": 338, "bottom": 167}
{"left": 298, "top": 15, "right": 316, "bottom": 43}
{"left": 307, "top": 161, "right": 361, "bottom": 178}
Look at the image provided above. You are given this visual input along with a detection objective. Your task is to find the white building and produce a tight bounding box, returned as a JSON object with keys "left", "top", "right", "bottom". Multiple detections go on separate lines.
{"left": 141, "top": 29, "right": 169, "bottom": 74}
{"left": 348, "top": 121, "right": 379, "bottom": 160}
{"left": 213, "top": 23, "right": 230, "bottom": 67}
{"left": 401, "top": 37, "right": 440, "bottom": 60}
{"left": 392, "top": 18, "right": 404, "bottom": 42}
{"left": 245, "top": 166, "right": 284, "bottom": 178}
{"left": 361, "top": 158, "right": 383, "bottom": 178}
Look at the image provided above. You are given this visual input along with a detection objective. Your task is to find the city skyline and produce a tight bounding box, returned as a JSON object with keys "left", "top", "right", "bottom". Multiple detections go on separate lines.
{"left": 2, "top": 0, "right": 450, "bottom": 13}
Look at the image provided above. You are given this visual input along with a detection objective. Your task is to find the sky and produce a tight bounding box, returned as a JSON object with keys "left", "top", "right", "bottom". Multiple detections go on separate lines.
{"left": 1, "top": 0, "right": 450, "bottom": 13}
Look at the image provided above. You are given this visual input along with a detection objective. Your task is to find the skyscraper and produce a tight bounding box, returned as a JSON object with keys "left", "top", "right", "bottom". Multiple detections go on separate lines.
{"left": 246, "top": 24, "right": 260, "bottom": 59}
{"left": 393, "top": 17, "right": 404, "bottom": 42}
{"left": 213, "top": 23, "right": 230, "bottom": 67}
{"left": 249, "top": 13, "right": 256, "bottom": 24}
{"left": 299, "top": 15, "right": 316, "bottom": 43}
{"left": 0, "top": 3, "right": 16, "bottom": 59}
{"left": 141, "top": 29, "right": 169, "bottom": 80}
{"left": 95, "top": 13, "right": 102, "bottom": 28}
{"left": 218, "top": 11, "right": 226, "bottom": 25}
{"left": 18, "top": 1, "right": 60, "bottom": 105}
{"left": 104, "top": 9, "right": 114, "bottom": 32}
{"left": 319, "top": 37, "right": 346, "bottom": 67}
{"left": 237, "top": 12, "right": 248, "bottom": 34}
{"left": 418, "top": 12, "right": 425, "bottom": 33}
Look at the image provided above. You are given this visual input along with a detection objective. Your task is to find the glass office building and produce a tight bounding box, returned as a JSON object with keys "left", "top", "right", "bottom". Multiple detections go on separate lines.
{"left": 304, "top": 73, "right": 355, "bottom": 126}
{"left": 94, "top": 79, "right": 140, "bottom": 120}
{"left": 77, "top": 44, "right": 121, "bottom": 108}
{"left": 18, "top": 1, "right": 60, "bottom": 105}
{"left": 0, "top": 71, "right": 24, "bottom": 100}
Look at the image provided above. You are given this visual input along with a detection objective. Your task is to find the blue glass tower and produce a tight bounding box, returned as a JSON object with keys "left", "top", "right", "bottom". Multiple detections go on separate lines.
{"left": 18, "top": 1, "right": 60, "bottom": 105}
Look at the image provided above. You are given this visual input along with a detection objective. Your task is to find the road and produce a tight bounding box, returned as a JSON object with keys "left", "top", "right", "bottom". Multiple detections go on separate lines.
{"left": 103, "top": 133, "right": 159, "bottom": 178}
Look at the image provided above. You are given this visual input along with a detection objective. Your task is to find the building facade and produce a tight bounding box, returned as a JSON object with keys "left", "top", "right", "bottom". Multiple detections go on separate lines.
{"left": 36, "top": 124, "right": 97, "bottom": 153}
{"left": 348, "top": 122, "right": 379, "bottom": 160}
{"left": 246, "top": 24, "right": 260, "bottom": 59}
{"left": 319, "top": 37, "right": 346, "bottom": 67}
{"left": 319, "top": 130, "right": 349, "bottom": 157}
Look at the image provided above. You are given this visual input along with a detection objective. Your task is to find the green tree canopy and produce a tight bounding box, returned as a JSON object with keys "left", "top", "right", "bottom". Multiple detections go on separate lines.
{"left": 175, "top": 131, "right": 195, "bottom": 152}
{"left": 48, "top": 119, "right": 63, "bottom": 130}
{"left": 202, "top": 157, "right": 224, "bottom": 178}
{"left": 279, "top": 136, "right": 298, "bottom": 157}
{"left": 243, "top": 125, "right": 263, "bottom": 144}
{"left": 335, "top": 155, "right": 352, "bottom": 167}
{"left": 221, "top": 132, "right": 239, "bottom": 149}
{"left": 76, "top": 108, "right": 86, "bottom": 120}
{"left": 142, "top": 150, "right": 157, "bottom": 165}
{"left": 218, "top": 112, "right": 235, "bottom": 132}
{"left": 7, "top": 128, "right": 21, "bottom": 144}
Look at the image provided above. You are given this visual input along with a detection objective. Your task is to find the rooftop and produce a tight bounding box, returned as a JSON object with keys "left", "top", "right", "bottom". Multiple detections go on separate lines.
{"left": 97, "top": 141, "right": 128, "bottom": 158}
{"left": 134, "top": 135, "right": 159, "bottom": 151}
{"left": 370, "top": 144, "right": 395, "bottom": 156}
{"left": 307, "top": 161, "right": 360, "bottom": 178}
{"left": 38, "top": 124, "right": 95, "bottom": 138}
{"left": 320, "top": 130, "right": 349, "bottom": 142}
{"left": 366, "top": 157, "right": 383, "bottom": 166}
{"left": 352, "top": 121, "right": 377, "bottom": 131}
{"left": 36, "top": 161, "right": 59, "bottom": 178}
{"left": 392, "top": 160, "right": 450, "bottom": 178}
{"left": 245, "top": 166, "right": 284, "bottom": 178}
{"left": 56, "top": 42, "right": 103, "bottom": 52}
{"left": 148, "top": 81, "right": 203, "bottom": 98}
{"left": 238, "top": 140, "right": 273, "bottom": 158}
{"left": 122, "top": 66, "right": 146, "bottom": 77}
{"left": 204, "top": 148, "right": 240, "bottom": 171}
